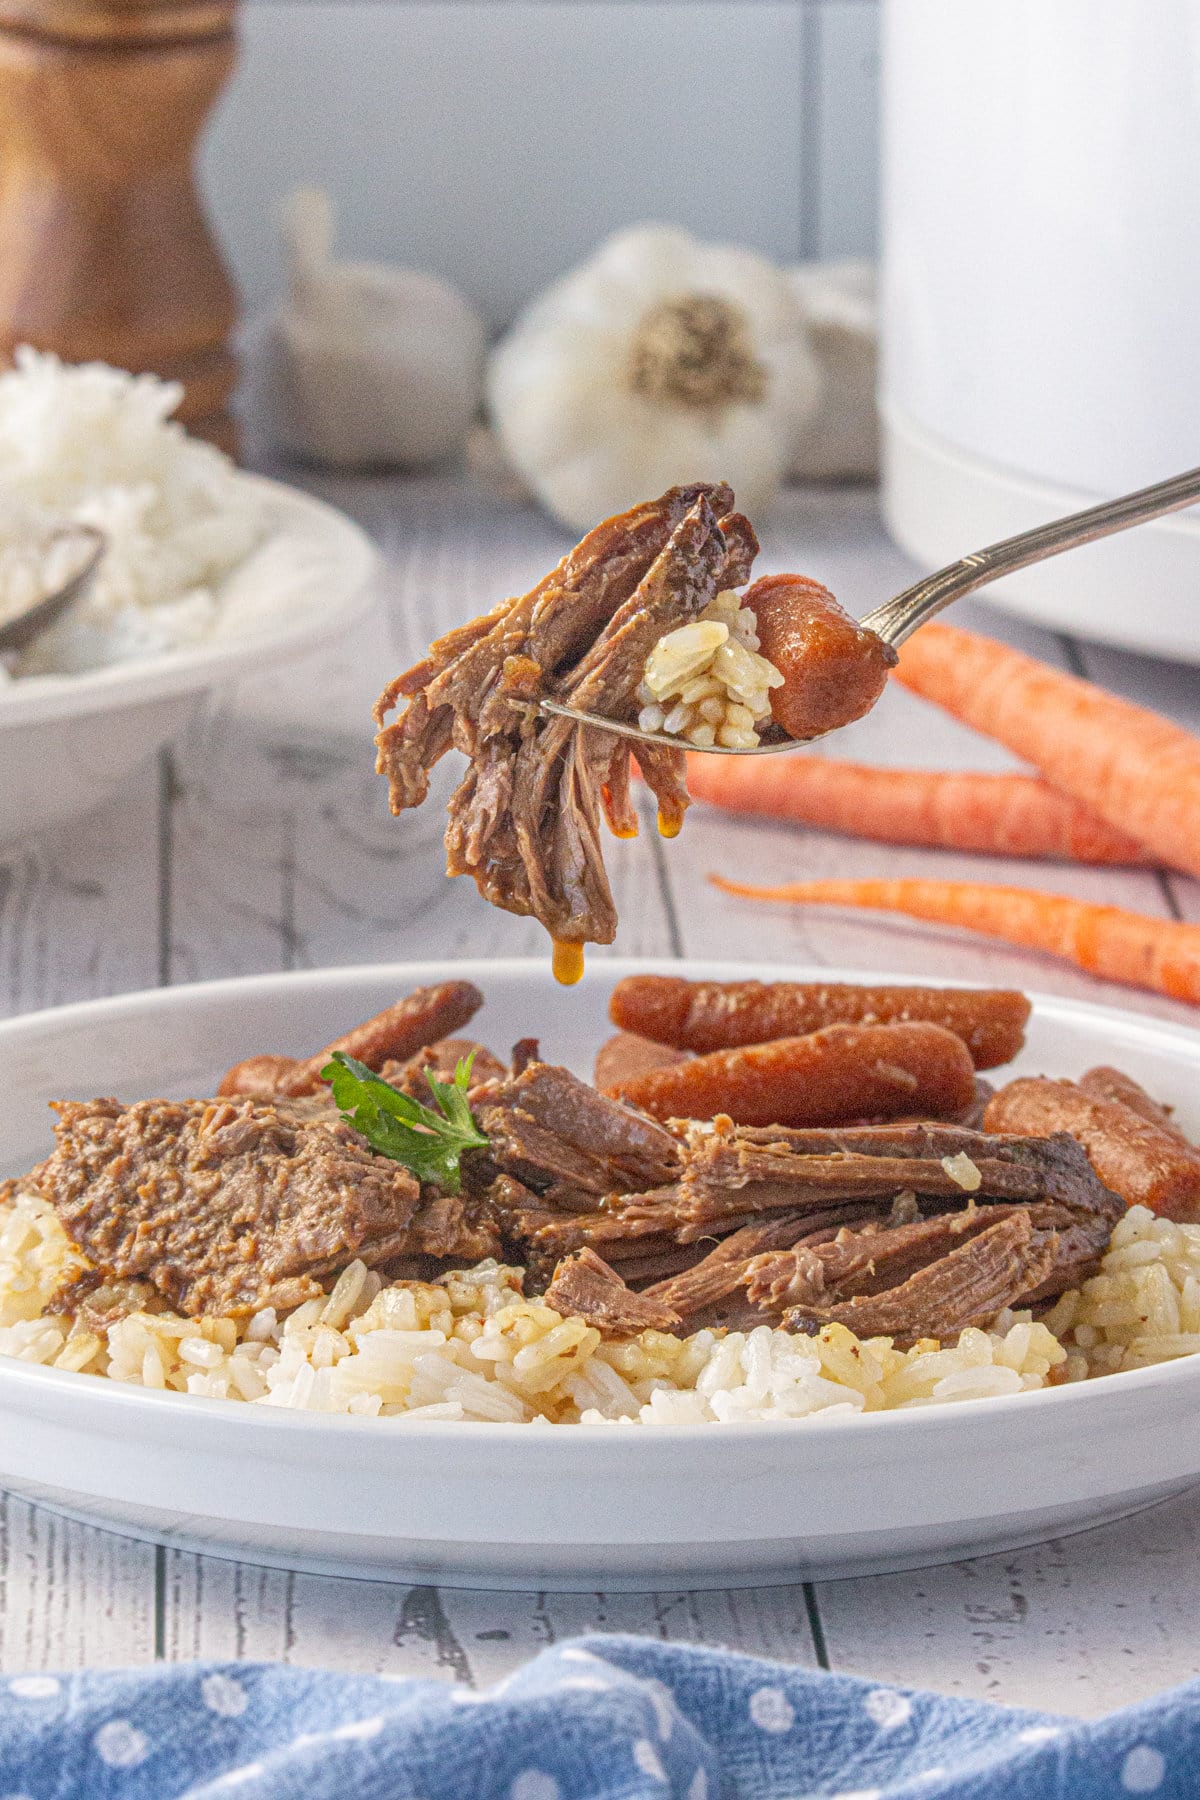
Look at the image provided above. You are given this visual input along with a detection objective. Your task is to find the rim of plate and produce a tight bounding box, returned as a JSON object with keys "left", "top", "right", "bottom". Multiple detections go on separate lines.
{"left": 0, "top": 474, "right": 379, "bottom": 725}
{"left": 4, "top": 954, "right": 1200, "bottom": 1444}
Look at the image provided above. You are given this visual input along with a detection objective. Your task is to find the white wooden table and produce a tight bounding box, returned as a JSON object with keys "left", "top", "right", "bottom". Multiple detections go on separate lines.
{"left": 3, "top": 471, "right": 1199, "bottom": 1714}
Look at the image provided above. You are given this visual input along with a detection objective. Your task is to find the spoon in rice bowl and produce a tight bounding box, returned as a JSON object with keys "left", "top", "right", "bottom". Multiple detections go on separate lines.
{"left": 0, "top": 523, "right": 106, "bottom": 657}
{"left": 539, "top": 463, "right": 1200, "bottom": 753}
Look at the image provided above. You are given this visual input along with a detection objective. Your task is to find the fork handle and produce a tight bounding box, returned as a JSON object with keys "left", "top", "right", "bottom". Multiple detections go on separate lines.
{"left": 860, "top": 463, "right": 1200, "bottom": 647}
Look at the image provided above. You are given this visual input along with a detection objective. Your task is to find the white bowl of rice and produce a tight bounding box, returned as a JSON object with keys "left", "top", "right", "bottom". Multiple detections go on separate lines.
{"left": 0, "top": 350, "right": 377, "bottom": 843}
{"left": 3, "top": 955, "right": 1200, "bottom": 1589}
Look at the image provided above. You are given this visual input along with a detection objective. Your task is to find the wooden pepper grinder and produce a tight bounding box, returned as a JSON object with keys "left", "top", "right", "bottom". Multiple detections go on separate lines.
{"left": 0, "top": 0, "right": 240, "bottom": 452}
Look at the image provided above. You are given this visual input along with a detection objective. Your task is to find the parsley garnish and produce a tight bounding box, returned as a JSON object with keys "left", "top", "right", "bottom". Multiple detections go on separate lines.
{"left": 321, "top": 1051, "right": 487, "bottom": 1194}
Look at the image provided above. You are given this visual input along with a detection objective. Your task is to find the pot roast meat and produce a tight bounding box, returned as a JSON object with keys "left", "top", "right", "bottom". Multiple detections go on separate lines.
{"left": 675, "top": 1129, "right": 1036, "bottom": 1232}
{"left": 36, "top": 1096, "right": 499, "bottom": 1317}
{"left": 530, "top": 502, "right": 759, "bottom": 853}
{"left": 471, "top": 1062, "right": 681, "bottom": 1205}
{"left": 719, "top": 1125, "right": 1121, "bottom": 1342}
{"left": 637, "top": 1121, "right": 1115, "bottom": 1338}
{"left": 543, "top": 1247, "right": 683, "bottom": 1338}
{"left": 779, "top": 1211, "right": 1060, "bottom": 1344}
{"left": 373, "top": 484, "right": 759, "bottom": 951}
{"left": 745, "top": 1205, "right": 1043, "bottom": 1312}
{"left": 465, "top": 1045, "right": 1124, "bottom": 1340}
{"left": 677, "top": 1119, "right": 1119, "bottom": 1229}
{"left": 455, "top": 494, "right": 731, "bottom": 944}
{"left": 401, "top": 1192, "right": 500, "bottom": 1264}
{"left": 377, "top": 1038, "right": 507, "bottom": 1103}
{"left": 640, "top": 1207, "right": 875, "bottom": 1322}
{"left": 376, "top": 483, "right": 730, "bottom": 812}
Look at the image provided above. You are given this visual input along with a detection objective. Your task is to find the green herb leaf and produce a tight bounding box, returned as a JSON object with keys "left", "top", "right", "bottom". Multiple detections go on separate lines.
{"left": 320, "top": 1051, "right": 487, "bottom": 1194}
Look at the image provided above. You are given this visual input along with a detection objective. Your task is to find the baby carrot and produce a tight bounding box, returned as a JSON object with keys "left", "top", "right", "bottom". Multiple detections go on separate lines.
{"left": 894, "top": 622, "right": 1200, "bottom": 878}
{"left": 709, "top": 875, "right": 1200, "bottom": 1005}
{"left": 684, "top": 751, "right": 1148, "bottom": 865}
{"left": 604, "top": 1020, "right": 977, "bottom": 1127}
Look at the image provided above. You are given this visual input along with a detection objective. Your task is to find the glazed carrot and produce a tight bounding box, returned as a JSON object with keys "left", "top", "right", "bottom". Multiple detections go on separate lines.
{"left": 895, "top": 621, "right": 1200, "bottom": 876}
{"left": 608, "top": 975, "right": 1029, "bottom": 1070}
{"left": 984, "top": 1077, "right": 1200, "bottom": 1221}
{"left": 1078, "top": 1067, "right": 1190, "bottom": 1143}
{"left": 218, "top": 982, "right": 484, "bottom": 1099}
{"left": 216, "top": 1054, "right": 299, "bottom": 1098}
{"left": 684, "top": 752, "right": 1148, "bottom": 865}
{"left": 602, "top": 1020, "right": 977, "bottom": 1127}
{"left": 708, "top": 875, "right": 1200, "bottom": 1006}
{"left": 744, "top": 574, "right": 895, "bottom": 738}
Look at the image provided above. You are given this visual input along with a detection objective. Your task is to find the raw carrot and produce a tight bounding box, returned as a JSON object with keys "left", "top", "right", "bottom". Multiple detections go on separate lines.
{"left": 708, "top": 875, "right": 1200, "bottom": 1005}
{"left": 894, "top": 621, "right": 1200, "bottom": 877}
{"left": 684, "top": 751, "right": 1148, "bottom": 865}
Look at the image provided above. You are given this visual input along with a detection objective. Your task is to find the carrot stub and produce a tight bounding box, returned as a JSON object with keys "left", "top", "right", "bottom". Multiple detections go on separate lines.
{"left": 744, "top": 574, "right": 896, "bottom": 739}
{"left": 895, "top": 621, "right": 1200, "bottom": 878}
{"left": 602, "top": 1020, "right": 978, "bottom": 1128}
{"left": 709, "top": 875, "right": 1200, "bottom": 1006}
{"left": 683, "top": 751, "right": 1149, "bottom": 866}
{"left": 608, "top": 975, "right": 1029, "bottom": 1070}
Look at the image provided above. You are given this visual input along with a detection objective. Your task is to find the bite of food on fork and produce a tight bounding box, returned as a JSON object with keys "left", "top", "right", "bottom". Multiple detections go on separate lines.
{"left": 373, "top": 483, "right": 893, "bottom": 982}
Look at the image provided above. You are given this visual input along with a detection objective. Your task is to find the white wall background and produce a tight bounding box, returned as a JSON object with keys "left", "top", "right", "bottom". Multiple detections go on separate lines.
{"left": 200, "top": 0, "right": 880, "bottom": 331}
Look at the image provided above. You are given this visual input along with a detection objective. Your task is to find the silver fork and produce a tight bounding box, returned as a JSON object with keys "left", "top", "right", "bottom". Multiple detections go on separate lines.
{"left": 537, "top": 464, "right": 1200, "bottom": 755}
{"left": 0, "top": 523, "right": 106, "bottom": 657}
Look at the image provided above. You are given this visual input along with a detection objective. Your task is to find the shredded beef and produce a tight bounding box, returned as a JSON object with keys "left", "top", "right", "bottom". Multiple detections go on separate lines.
{"left": 36, "top": 1096, "right": 498, "bottom": 1317}
{"left": 498, "top": 1113, "right": 1120, "bottom": 1345}
{"left": 641, "top": 1208, "right": 874, "bottom": 1322}
{"left": 780, "top": 1212, "right": 1060, "bottom": 1343}
{"left": 377, "top": 1038, "right": 507, "bottom": 1103}
{"left": 543, "top": 1247, "right": 682, "bottom": 1338}
{"left": 472, "top": 1062, "right": 681, "bottom": 1204}
{"left": 374, "top": 485, "right": 759, "bottom": 948}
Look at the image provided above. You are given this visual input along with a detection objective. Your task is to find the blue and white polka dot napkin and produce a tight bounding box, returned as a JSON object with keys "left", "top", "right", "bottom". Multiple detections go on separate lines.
{"left": 0, "top": 1634, "right": 1191, "bottom": 1798}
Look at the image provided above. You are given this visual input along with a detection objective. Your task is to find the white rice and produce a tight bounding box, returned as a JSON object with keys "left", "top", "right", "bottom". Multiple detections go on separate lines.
{"left": 639, "top": 589, "right": 784, "bottom": 750}
{"left": 3, "top": 1182, "right": 1193, "bottom": 1424}
{"left": 0, "top": 348, "right": 263, "bottom": 680}
{"left": 1044, "top": 1205, "right": 1200, "bottom": 1379}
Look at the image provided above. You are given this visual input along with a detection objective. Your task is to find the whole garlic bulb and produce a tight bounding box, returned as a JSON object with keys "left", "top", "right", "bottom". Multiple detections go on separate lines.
{"left": 263, "top": 189, "right": 486, "bottom": 469}
{"left": 487, "top": 223, "right": 820, "bottom": 532}
{"left": 786, "top": 259, "right": 879, "bottom": 482}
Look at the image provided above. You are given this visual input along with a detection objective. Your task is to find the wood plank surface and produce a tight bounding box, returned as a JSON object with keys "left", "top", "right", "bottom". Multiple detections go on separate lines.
{"left": 0, "top": 760, "right": 162, "bottom": 1022}
{"left": 3, "top": 471, "right": 1200, "bottom": 1713}
{"left": 163, "top": 1561, "right": 818, "bottom": 1688}
{"left": 814, "top": 1484, "right": 1200, "bottom": 1717}
{"left": 0, "top": 1497, "right": 156, "bottom": 1673}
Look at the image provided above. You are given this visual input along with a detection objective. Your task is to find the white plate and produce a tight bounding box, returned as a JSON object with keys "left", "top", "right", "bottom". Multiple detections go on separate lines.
{"left": 0, "top": 474, "right": 378, "bottom": 843}
{"left": 2, "top": 957, "right": 1199, "bottom": 1591}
